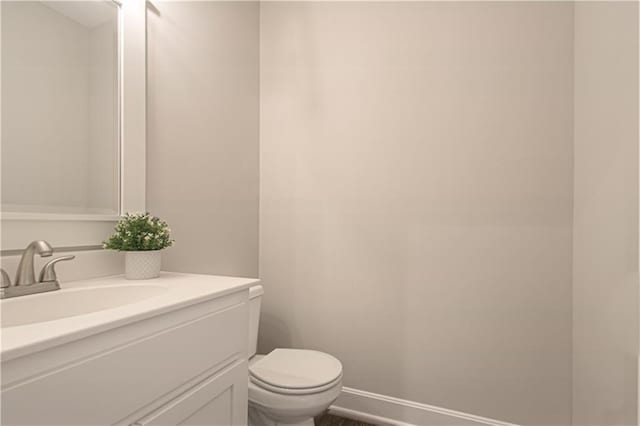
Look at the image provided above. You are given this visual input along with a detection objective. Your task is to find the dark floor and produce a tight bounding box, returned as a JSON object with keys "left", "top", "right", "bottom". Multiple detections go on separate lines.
{"left": 315, "top": 413, "right": 376, "bottom": 426}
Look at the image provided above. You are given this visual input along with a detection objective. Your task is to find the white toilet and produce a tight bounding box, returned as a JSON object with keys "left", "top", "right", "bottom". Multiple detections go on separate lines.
{"left": 248, "top": 285, "right": 343, "bottom": 426}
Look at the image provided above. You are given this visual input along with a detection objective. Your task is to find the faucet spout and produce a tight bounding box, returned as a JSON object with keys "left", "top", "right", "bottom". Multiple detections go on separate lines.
{"left": 14, "top": 240, "right": 53, "bottom": 286}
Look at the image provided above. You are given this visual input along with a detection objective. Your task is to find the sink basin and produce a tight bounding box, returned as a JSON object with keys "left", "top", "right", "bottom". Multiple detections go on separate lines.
{"left": 1, "top": 273, "right": 259, "bottom": 361}
{"left": 1, "top": 284, "right": 167, "bottom": 327}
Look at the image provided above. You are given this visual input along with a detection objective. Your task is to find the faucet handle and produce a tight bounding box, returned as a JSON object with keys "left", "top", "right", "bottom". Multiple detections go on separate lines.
{"left": 1, "top": 269, "right": 11, "bottom": 288}
{"left": 39, "top": 256, "right": 75, "bottom": 283}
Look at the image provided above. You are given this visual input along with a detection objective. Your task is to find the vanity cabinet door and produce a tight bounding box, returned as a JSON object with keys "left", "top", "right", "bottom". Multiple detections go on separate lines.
{"left": 132, "top": 359, "right": 248, "bottom": 426}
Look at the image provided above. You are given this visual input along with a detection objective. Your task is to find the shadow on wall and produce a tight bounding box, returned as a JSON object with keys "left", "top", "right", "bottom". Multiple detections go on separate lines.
{"left": 257, "top": 312, "right": 293, "bottom": 354}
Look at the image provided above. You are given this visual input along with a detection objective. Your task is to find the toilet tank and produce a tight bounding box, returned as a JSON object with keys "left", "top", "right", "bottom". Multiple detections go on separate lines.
{"left": 248, "top": 285, "right": 264, "bottom": 358}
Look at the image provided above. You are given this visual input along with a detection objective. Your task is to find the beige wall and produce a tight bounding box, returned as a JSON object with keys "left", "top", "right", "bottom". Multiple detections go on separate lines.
{"left": 146, "top": 1, "right": 260, "bottom": 277}
{"left": 572, "top": 3, "right": 639, "bottom": 425}
{"left": 1, "top": 249, "right": 123, "bottom": 285}
{"left": 259, "top": 3, "right": 574, "bottom": 425}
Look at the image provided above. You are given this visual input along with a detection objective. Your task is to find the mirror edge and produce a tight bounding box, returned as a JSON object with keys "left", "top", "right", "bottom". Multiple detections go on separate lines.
{"left": 0, "top": 0, "right": 146, "bottom": 252}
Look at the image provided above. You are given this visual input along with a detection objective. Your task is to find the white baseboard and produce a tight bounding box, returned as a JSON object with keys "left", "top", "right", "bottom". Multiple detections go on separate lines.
{"left": 329, "top": 387, "right": 520, "bottom": 426}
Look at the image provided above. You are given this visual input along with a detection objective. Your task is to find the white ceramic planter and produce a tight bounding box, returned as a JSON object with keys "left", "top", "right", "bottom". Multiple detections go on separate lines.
{"left": 125, "top": 250, "right": 161, "bottom": 280}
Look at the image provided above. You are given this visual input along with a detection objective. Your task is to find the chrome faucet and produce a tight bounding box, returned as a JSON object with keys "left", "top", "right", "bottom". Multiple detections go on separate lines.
{"left": 1, "top": 240, "right": 75, "bottom": 299}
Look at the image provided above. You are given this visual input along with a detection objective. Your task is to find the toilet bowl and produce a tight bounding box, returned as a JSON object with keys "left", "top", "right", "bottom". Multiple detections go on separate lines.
{"left": 248, "top": 286, "right": 343, "bottom": 426}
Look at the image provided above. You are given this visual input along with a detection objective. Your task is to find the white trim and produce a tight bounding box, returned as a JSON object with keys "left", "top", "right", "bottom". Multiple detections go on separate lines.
{"left": 330, "top": 387, "right": 520, "bottom": 426}
{"left": 2, "top": 213, "right": 120, "bottom": 222}
{"left": 1, "top": 0, "right": 146, "bottom": 250}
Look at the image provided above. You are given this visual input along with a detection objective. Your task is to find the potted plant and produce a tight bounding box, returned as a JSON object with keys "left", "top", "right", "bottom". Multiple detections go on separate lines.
{"left": 103, "top": 212, "right": 174, "bottom": 280}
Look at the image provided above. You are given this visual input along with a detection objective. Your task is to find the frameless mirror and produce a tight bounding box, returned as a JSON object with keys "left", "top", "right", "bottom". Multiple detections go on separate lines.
{"left": 1, "top": 0, "right": 120, "bottom": 216}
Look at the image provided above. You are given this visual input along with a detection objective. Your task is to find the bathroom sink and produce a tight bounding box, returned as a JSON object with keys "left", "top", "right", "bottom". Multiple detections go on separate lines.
{"left": 1, "top": 284, "right": 167, "bottom": 328}
{"left": 0, "top": 273, "right": 259, "bottom": 426}
{"left": 1, "top": 272, "right": 259, "bottom": 361}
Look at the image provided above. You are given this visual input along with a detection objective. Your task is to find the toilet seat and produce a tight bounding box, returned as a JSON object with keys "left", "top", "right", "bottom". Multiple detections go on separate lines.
{"left": 251, "top": 372, "right": 343, "bottom": 395}
{"left": 249, "top": 349, "right": 343, "bottom": 396}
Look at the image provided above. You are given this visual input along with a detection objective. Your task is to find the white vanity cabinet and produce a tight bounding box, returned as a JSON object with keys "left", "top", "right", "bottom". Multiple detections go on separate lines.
{"left": 1, "top": 273, "right": 257, "bottom": 426}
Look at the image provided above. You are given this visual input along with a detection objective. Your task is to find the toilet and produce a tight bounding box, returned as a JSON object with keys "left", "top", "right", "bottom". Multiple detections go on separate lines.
{"left": 247, "top": 285, "right": 343, "bottom": 426}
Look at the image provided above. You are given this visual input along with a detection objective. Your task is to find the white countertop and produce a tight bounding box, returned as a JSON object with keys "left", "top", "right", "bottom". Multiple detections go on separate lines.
{"left": 0, "top": 272, "right": 259, "bottom": 361}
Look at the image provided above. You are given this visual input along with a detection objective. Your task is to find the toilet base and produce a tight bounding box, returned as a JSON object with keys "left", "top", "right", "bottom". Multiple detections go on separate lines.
{"left": 248, "top": 405, "right": 315, "bottom": 426}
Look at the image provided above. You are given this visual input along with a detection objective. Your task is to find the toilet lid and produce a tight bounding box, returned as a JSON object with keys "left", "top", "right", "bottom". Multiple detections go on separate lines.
{"left": 249, "top": 349, "right": 343, "bottom": 390}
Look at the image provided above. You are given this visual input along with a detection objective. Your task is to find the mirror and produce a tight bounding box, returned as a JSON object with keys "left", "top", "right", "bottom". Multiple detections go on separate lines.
{"left": 1, "top": 0, "right": 120, "bottom": 216}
